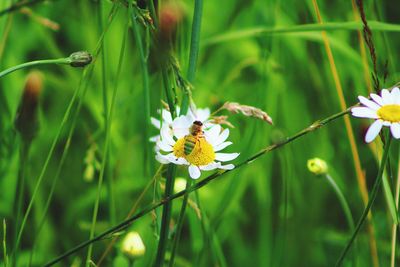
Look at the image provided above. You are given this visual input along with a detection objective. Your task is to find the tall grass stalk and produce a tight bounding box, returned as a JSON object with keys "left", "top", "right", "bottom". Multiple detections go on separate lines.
{"left": 335, "top": 131, "right": 392, "bottom": 266}
{"left": 0, "top": 0, "right": 46, "bottom": 17}
{"left": 195, "top": 191, "right": 227, "bottom": 267}
{"left": 11, "top": 142, "right": 30, "bottom": 267}
{"left": 43, "top": 107, "right": 351, "bottom": 266}
{"left": 14, "top": 3, "right": 120, "bottom": 261}
{"left": 85, "top": 14, "right": 129, "bottom": 267}
{"left": 130, "top": 1, "right": 152, "bottom": 177}
{"left": 96, "top": 166, "right": 163, "bottom": 266}
{"left": 390, "top": 154, "right": 400, "bottom": 267}
{"left": 168, "top": 179, "right": 193, "bottom": 267}
{"left": 154, "top": 43, "right": 179, "bottom": 267}
{"left": 310, "top": 1, "right": 379, "bottom": 265}
{"left": 13, "top": 75, "right": 82, "bottom": 258}
{"left": 168, "top": 0, "right": 203, "bottom": 264}
{"left": 350, "top": 0, "right": 373, "bottom": 93}
{"left": 97, "top": 0, "right": 116, "bottom": 225}
{"left": 2, "top": 219, "right": 8, "bottom": 267}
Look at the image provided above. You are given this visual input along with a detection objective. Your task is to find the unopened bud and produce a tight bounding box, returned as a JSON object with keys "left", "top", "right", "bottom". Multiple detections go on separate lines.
{"left": 69, "top": 51, "right": 92, "bottom": 67}
{"left": 159, "top": 3, "right": 184, "bottom": 41}
{"left": 307, "top": 158, "right": 328, "bottom": 175}
{"left": 15, "top": 71, "right": 43, "bottom": 142}
{"left": 174, "top": 177, "right": 187, "bottom": 193}
{"left": 121, "top": 232, "right": 146, "bottom": 259}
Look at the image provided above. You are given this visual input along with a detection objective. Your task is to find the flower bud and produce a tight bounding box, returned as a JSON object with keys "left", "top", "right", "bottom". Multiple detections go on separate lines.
{"left": 121, "top": 232, "right": 146, "bottom": 259}
{"left": 307, "top": 158, "right": 328, "bottom": 175}
{"left": 158, "top": 3, "right": 184, "bottom": 42}
{"left": 174, "top": 177, "right": 187, "bottom": 193}
{"left": 69, "top": 51, "right": 92, "bottom": 67}
{"left": 15, "top": 71, "right": 43, "bottom": 142}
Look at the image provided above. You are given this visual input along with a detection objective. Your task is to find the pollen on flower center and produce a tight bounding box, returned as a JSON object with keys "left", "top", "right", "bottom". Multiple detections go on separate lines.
{"left": 173, "top": 136, "right": 215, "bottom": 166}
{"left": 377, "top": 104, "right": 400, "bottom": 122}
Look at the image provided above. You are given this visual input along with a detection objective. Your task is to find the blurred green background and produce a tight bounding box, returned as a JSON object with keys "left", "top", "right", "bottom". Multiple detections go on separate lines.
{"left": 1, "top": 0, "right": 400, "bottom": 266}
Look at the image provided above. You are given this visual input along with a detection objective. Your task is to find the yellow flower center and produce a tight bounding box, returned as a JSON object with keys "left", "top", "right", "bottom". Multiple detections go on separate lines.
{"left": 377, "top": 104, "right": 400, "bottom": 122}
{"left": 173, "top": 136, "right": 215, "bottom": 166}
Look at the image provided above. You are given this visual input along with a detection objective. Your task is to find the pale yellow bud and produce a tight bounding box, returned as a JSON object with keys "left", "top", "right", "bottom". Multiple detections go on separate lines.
{"left": 174, "top": 177, "right": 187, "bottom": 193}
{"left": 307, "top": 158, "right": 328, "bottom": 175}
{"left": 121, "top": 232, "right": 146, "bottom": 259}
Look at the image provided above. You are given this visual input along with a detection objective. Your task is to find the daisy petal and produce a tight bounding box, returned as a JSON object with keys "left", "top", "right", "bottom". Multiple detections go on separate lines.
{"left": 161, "top": 126, "right": 175, "bottom": 146}
{"left": 196, "top": 108, "right": 211, "bottom": 122}
{"left": 391, "top": 87, "right": 400, "bottom": 104}
{"left": 214, "top": 141, "right": 233, "bottom": 152}
{"left": 156, "top": 153, "right": 170, "bottom": 164}
{"left": 166, "top": 154, "right": 189, "bottom": 165}
{"left": 149, "top": 135, "right": 159, "bottom": 142}
{"left": 358, "top": 96, "right": 381, "bottom": 110}
{"left": 390, "top": 123, "right": 400, "bottom": 139}
{"left": 188, "top": 165, "right": 201, "bottom": 179}
{"left": 215, "top": 152, "right": 240, "bottom": 162}
{"left": 351, "top": 107, "right": 379, "bottom": 119}
{"left": 381, "top": 89, "right": 393, "bottom": 104}
{"left": 365, "top": 120, "right": 383, "bottom": 143}
{"left": 199, "top": 162, "right": 219, "bottom": 171}
{"left": 162, "top": 109, "right": 173, "bottom": 124}
{"left": 173, "top": 115, "right": 192, "bottom": 138}
{"left": 156, "top": 140, "right": 173, "bottom": 152}
{"left": 218, "top": 164, "right": 235, "bottom": 170}
{"left": 214, "top": 128, "right": 230, "bottom": 146}
{"left": 151, "top": 117, "right": 161, "bottom": 129}
{"left": 204, "top": 124, "right": 221, "bottom": 144}
{"left": 370, "top": 93, "right": 384, "bottom": 106}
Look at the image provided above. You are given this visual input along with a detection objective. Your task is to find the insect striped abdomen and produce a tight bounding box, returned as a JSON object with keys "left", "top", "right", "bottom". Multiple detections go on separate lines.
{"left": 184, "top": 136, "right": 197, "bottom": 155}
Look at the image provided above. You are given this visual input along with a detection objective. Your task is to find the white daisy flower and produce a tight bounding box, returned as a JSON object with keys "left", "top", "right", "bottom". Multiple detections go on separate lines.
{"left": 150, "top": 107, "right": 212, "bottom": 143}
{"left": 351, "top": 87, "right": 400, "bottom": 143}
{"left": 155, "top": 114, "right": 239, "bottom": 179}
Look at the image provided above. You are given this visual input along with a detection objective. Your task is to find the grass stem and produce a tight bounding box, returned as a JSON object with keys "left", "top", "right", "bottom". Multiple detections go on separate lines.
{"left": 311, "top": 1, "right": 379, "bottom": 265}
{"left": 85, "top": 15, "right": 128, "bottom": 267}
{"left": 335, "top": 131, "right": 392, "bottom": 266}
{"left": 168, "top": 179, "right": 193, "bottom": 267}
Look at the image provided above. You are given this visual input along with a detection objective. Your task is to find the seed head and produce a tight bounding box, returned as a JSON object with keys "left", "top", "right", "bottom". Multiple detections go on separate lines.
{"left": 222, "top": 102, "right": 273, "bottom": 124}
{"left": 15, "top": 71, "right": 43, "bottom": 142}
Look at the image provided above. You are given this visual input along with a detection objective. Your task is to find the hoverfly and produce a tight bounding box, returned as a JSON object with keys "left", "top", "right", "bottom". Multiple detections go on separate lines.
{"left": 184, "top": 121, "right": 204, "bottom": 155}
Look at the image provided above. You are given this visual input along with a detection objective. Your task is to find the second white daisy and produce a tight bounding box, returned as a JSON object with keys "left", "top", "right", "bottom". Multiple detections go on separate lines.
{"left": 351, "top": 87, "right": 400, "bottom": 143}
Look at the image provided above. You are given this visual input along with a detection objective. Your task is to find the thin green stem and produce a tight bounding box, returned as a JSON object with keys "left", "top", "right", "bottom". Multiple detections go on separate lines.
{"left": 153, "top": 7, "right": 185, "bottom": 261}
{"left": 0, "top": 58, "right": 70, "bottom": 79}
{"left": 169, "top": 1, "right": 203, "bottom": 264}
{"left": 186, "top": 0, "right": 202, "bottom": 83}
{"left": 335, "top": 131, "right": 392, "bottom": 266}
{"left": 154, "top": 165, "right": 176, "bottom": 266}
{"left": 324, "top": 174, "right": 356, "bottom": 266}
{"left": 85, "top": 16, "right": 128, "bottom": 267}
{"left": 390, "top": 149, "right": 400, "bottom": 267}
{"left": 195, "top": 190, "right": 227, "bottom": 267}
{"left": 325, "top": 174, "right": 355, "bottom": 232}
{"left": 181, "top": 0, "right": 203, "bottom": 115}
{"left": 2, "top": 219, "right": 7, "bottom": 267}
{"left": 97, "top": 0, "right": 116, "bottom": 226}
{"left": 169, "top": 179, "right": 193, "bottom": 267}
{"left": 14, "top": 3, "right": 119, "bottom": 260}
{"left": 0, "top": 0, "right": 46, "bottom": 17}
{"left": 43, "top": 107, "right": 351, "bottom": 266}
{"left": 130, "top": 2, "right": 152, "bottom": 177}
{"left": 11, "top": 141, "right": 30, "bottom": 267}
{"left": 13, "top": 70, "right": 82, "bottom": 256}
